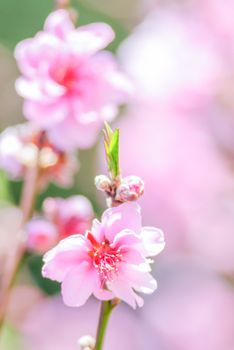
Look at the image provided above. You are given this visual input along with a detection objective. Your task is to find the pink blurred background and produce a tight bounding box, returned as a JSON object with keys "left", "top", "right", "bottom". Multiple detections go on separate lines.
{"left": 1, "top": 0, "right": 234, "bottom": 349}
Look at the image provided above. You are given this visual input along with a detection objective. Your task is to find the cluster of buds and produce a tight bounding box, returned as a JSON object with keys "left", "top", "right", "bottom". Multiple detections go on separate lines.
{"left": 95, "top": 174, "right": 144, "bottom": 207}
{"left": 0, "top": 123, "right": 78, "bottom": 189}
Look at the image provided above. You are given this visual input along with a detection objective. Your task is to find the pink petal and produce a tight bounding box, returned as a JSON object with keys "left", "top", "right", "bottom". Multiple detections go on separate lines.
{"left": 44, "top": 10, "right": 74, "bottom": 39}
{"left": 111, "top": 229, "right": 142, "bottom": 248}
{"left": 42, "top": 234, "right": 90, "bottom": 282}
{"left": 15, "top": 78, "right": 65, "bottom": 102}
{"left": 93, "top": 288, "right": 114, "bottom": 301}
{"left": 61, "top": 262, "right": 98, "bottom": 307}
{"left": 141, "top": 227, "right": 165, "bottom": 257}
{"left": 48, "top": 114, "right": 101, "bottom": 151}
{"left": 119, "top": 247, "right": 145, "bottom": 264}
{"left": 91, "top": 219, "right": 105, "bottom": 243}
{"left": 119, "top": 264, "right": 157, "bottom": 294}
{"left": 14, "top": 33, "right": 61, "bottom": 78}
{"left": 67, "top": 23, "right": 115, "bottom": 55}
{"left": 101, "top": 202, "right": 142, "bottom": 242}
{"left": 109, "top": 278, "right": 144, "bottom": 309}
{"left": 23, "top": 99, "right": 67, "bottom": 127}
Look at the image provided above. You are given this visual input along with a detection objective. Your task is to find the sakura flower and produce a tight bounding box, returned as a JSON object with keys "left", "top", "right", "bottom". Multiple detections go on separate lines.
{"left": 15, "top": 9, "right": 132, "bottom": 151}
{"left": 43, "top": 195, "right": 94, "bottom": 239}
{"left": 0, "top": 123, "right": 78, "bottom": 188}
{"left": 42, "top": 202, "right": 165, "bottom": 308}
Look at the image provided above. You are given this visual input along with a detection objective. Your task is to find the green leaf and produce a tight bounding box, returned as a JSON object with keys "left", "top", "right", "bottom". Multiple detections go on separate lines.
{"left": 103, "top": 124, "right": 120, "bottom": 179}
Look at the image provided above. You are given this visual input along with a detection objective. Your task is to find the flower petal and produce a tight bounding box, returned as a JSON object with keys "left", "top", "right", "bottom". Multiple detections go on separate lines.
{"left": 67, "top": 23, "right": 115, "bottom": 55}
{"left": 44, "top": 9, "right": 74, "bottom": 39}
{"left": 48, "top": 114, "right": 101, "bottom": 151}
{"left": 101, "top": 202, "right": 142, "bottom": 242}
{"left": 42, "top": 234, "right": 90, "bottom": 282}
{"left": 141, "top": 227, "right": 165, "bottom": 257}
{"left": 111, "top": 229, "right": 142, "bottom": 248}
{"left": 109, "top": 278, "right": 144, "bottom": 309}
{"left": 120, "top": 264, "right": 157, "bottom": 294}
{"left": 23, "top": 99, "right": 67, "bottom": 127}
{"left": 93, "top": 288, "right": 114, "bottom": 301}
{"left": 61, "top": 262, "right": 98, "bottom": 307}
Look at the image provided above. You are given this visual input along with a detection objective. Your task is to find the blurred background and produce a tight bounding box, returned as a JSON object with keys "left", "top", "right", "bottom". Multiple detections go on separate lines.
{"left": 1, "top": 0, "right": 234, "bottom": 349}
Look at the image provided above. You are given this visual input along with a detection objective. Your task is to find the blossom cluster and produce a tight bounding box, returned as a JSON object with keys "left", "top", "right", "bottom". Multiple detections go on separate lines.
{"left": 14, "top": 9, "right": 131, "bottom": 151}
{"left": 0, "top": 4, "right": 165, "bottom": 328}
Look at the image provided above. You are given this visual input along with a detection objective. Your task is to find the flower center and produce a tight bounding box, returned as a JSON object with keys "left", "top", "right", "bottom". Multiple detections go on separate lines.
{"left": 53, "top": 66, "right": 77, "bottom": 89}
{"left": 87, "top": 232, "right": 122, "bottom": 285}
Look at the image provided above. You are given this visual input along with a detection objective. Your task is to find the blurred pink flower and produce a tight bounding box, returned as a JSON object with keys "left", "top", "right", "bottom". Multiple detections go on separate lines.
{"left": 43, "top": 195, "right": 94, "bottom": 239}
{"left": 118, "top": 9, "right": 223, "bottom": 109}
{"left": 0, "top": 123, "right": 78, "bottom": 188}
{"left": 42, "top": 202, "right": 165, "bottom": 308}
{"left": 26, "top": 219, "right": 57, "bottom": 253}
{"left": 25, "top": 196, "right": 94, "bottom": 253}
{"left": 15, "top": 9, "right": 131, "bottom": 151}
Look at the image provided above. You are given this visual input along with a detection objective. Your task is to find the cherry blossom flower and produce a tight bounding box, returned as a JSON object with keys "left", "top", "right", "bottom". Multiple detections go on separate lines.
{"left": 0, "top": 123, "right": 78, "bottom": 188}
{"left": 15, "top": 9, "right": 132, "bottom": 151}
{"left": 42, "top": 202, "right": 165, "bottom": 308}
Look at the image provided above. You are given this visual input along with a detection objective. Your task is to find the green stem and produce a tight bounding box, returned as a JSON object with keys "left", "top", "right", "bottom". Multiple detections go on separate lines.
{"left": 95, "top": 301, "right": 115, "bottom": 350}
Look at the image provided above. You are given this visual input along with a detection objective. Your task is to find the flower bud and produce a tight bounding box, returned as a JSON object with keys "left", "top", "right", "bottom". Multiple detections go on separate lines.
{"left": 115, "top": 176, "right": 144, "bottom": 202}
{"left": 26, "top": 218, "right": 57, "bottom": 253}
{"left": 95, "top": 175, "right": 112, "bottom": 192}
{"left": 78, "top": 335, "right": 95, "bottom": 350}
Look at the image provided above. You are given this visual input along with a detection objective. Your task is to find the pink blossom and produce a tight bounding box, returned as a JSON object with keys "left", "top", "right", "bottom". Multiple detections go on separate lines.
{"left": 42, "top": 202, "right": 165, "bottom": 308}
{"left": 26, "top": 219, "right": 57, "bottom": 253}
{"left": 15, "top": 9, "right": 131, "bottom": 151}
{"left": 118, "top": 9, "right": 223, "bottom": 109}
{"left": 0, "top": 123, "right": 78, "bottom": 188}
{"left": 43, "top": 195, "right": 94, "bottom": 239}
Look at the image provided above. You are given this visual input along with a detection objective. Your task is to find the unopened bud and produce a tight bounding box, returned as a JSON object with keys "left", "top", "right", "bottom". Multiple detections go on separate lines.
{"left": 115, "top": 176, "right": 144, "bottom": 202}
{"left": 78, "top": 335, "right": 95, "bottom": 350}
{"left": 95, "top": 175, "right": 112, "bottom": 192}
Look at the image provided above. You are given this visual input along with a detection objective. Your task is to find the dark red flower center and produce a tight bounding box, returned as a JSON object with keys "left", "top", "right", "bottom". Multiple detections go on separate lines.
{"left": 87, "top": 232, "right": 122, "bottom": 285}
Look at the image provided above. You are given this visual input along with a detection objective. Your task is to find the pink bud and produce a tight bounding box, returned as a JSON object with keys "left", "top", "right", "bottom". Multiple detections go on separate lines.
{"left": 26, "top": 219, "right": 57, "bottom": 253}
{"left": 94, "top": 175, "right": 112, "bottom": 192}
{"left": 115, "top": 176, "right": 144, "bottom": 202}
